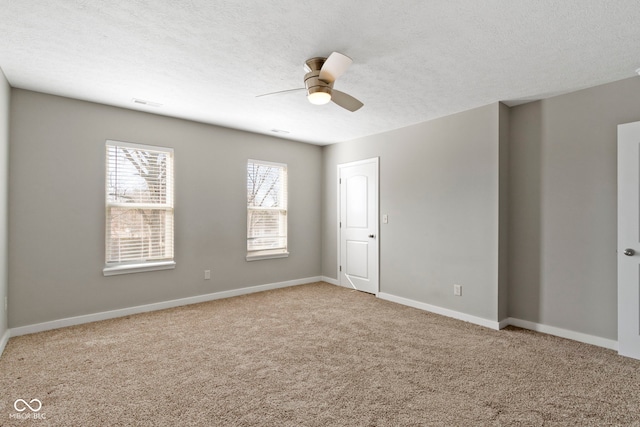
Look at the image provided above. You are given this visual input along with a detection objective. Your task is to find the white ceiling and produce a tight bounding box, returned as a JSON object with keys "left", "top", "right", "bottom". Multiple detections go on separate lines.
{"left": 1, "top": 1, "right": 640, "bottom": 145}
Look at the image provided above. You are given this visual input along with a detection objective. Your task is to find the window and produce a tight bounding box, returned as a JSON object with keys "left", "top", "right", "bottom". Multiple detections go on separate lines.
{"left": 104, "top": 140, "right": 175, "bottom": 276}
{"left": 247, "top": 160, "right": 288, "bottom": 260}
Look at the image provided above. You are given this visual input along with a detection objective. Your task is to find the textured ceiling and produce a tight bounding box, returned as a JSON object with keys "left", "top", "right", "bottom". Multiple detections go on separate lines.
{"left": 1, "top": 1, "right": 640, "bottom": 145}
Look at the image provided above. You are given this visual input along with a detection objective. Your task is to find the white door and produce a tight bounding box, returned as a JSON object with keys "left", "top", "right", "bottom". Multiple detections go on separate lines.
{"left": 618, "top": 121, "right": 640, "bottom": 360}
{"left": 338, "top": 158, "right": 379, "bottom": 294}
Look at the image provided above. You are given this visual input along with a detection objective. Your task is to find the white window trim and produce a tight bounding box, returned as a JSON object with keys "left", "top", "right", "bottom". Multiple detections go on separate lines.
{"left": 103, "top": 261, "right": 176, "bottom": 276}
{"left": 106, "top": 140, "right": 173, "bottom": 154}
{"left": 104, "top": 140, "right": 175, "bottom": 275}
{"left": 246, "top": 159, "right": 288, "bottom": 261}
{"left": 248, "top": 158, "right": 287, "bottom": 169}
{"left": 246, "top": 250, "right": 289, "bottom": 261}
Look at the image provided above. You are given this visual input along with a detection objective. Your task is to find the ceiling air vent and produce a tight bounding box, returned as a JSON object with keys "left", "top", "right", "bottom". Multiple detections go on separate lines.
{"left": 132, "top": 98, "right": 162, "bottom": 107}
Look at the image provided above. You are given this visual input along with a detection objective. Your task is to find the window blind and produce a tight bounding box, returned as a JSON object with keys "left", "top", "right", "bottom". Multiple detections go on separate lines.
{"left": 247, "top": 160, "right": 287, "bottom": 253}
{"left": 106, "top": 141, "right": 174, "bottom": 265}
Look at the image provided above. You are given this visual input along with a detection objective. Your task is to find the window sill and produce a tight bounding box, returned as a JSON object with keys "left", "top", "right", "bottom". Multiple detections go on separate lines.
{"left": 103, "top": 261, "right": 176, "bottom": 276}
{"left": 246, "top": 250, "right": 289, "bottom": 261}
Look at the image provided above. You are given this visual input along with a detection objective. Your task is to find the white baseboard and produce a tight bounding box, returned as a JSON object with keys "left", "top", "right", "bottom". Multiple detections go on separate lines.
{"left": 321, "top": 276, "right": 359, "bottom": 290}
{"left": 498, "top": 318, "right": 511, "bottom": 329}
{"left": 321, "top": 276, "right": 339, "bottom": 286}
{"left": 5, "top": 279, "right": 619, "bottom": 355}
{"left": 505, "top": 317, "right": 618, "bottom": 351}
{"left": 376, "top": 293, "right": 618, "bottom": 351}
{"left": 378, "top": 292, "right": 502, "bottom": 330}
{"left": 0, "top": 329, "right": 9, "bottom": 358}
{"left": 9, "top": 276, "right": 321, "bottom": 338}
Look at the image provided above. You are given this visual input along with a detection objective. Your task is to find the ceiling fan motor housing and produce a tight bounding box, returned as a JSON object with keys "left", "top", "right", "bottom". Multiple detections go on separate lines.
{"left": 304, "top": 57, "right": 333, "bottom": 97}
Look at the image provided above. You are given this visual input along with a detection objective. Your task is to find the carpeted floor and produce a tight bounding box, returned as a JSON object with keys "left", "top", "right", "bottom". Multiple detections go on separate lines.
{"left": 1, "top": 282, "right": 639, "bottom": 426}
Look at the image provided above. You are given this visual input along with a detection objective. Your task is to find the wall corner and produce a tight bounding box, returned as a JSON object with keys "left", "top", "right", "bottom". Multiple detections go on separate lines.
{"left": 498, "top": 102, "right": 510, "bottom": 321}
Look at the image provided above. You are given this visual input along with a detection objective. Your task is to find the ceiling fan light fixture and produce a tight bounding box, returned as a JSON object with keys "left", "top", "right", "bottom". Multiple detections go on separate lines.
{"left": 257, "top": 52, "right": 362, "bottom": 112}
{"left": 308, "top": 91, "right": 331, "bottom": 105}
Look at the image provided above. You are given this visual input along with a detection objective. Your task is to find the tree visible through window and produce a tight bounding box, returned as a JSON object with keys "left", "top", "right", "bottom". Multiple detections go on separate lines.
{"left": 247, "top": 160, "right": 288, "bottom": 259}
{"left": 105, "top": 140, "right": 174, "bottom": 271}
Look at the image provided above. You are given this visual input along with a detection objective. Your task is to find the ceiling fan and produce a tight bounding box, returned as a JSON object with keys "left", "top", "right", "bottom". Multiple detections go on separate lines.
{"left": 257, "top": 52, "right": 364, "bottom": 112}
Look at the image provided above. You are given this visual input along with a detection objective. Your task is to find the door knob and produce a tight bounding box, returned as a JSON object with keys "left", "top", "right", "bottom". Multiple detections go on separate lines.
{"left": 368, "top": 234, "right": 376, "bottom": 239}
{"left": 624, "top": 248, "right": 635, "bottom": 256}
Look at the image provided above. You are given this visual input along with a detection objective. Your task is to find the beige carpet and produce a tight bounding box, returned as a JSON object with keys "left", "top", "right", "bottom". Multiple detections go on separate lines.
{"left": 1, "top": 282, "right": 639, "bottom": 426}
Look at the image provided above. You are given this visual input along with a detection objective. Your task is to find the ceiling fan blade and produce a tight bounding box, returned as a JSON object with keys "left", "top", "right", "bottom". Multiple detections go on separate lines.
{"left": 319, "top": 52, "right": 353, "bottom": 83}
{"left": 256, "top": 88, "right": 305, "bottom": 98}
{"left": 331, "top": 90, "right": 363, "bottom": 112}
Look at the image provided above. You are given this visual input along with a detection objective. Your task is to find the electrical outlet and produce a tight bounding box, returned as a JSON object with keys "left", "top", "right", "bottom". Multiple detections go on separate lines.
{"left": 383, "top": 214, "right": 389, "bottom": 224}
{"left": 453, "top": 284, "right": 462, "bottom": 296}
{"left": 204, "top": 270, "right": 211, "bottom": 280}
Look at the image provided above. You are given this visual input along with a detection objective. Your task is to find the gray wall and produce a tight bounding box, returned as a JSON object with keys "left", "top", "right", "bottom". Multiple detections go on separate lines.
{"left": 509, "top": 76, "right": 640, "bottom": 340}
{"left": 321, "top": 75, "right": 640, "bottom": 340}
{"left": 322, "top": 103, "right": 503, "bottom": 322}
{"left": 8, "top": 89, "right": 322, "bottom": 328}
{"left": 8, "top": 75, "right": 640, "bottom": 341}
{"left": 0, "top": 69, "right": 8, "bottom": 338}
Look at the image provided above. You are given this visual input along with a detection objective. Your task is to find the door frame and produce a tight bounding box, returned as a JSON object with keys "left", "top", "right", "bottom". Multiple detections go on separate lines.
{"left": 618, "top": 121, "right": 640, "bottom": 360}
{"left": 337, "top": 157, "right": 380, "bottom": 293}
